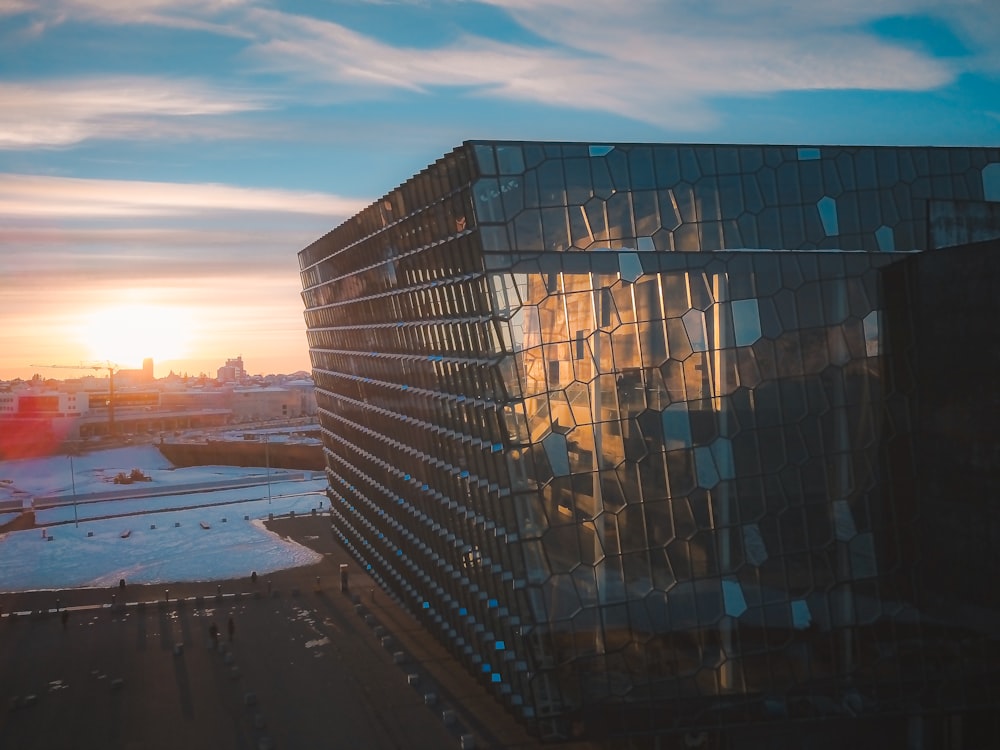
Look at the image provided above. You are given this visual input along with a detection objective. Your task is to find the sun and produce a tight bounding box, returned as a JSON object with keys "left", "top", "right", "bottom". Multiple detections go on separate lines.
{"left": 78, "top": 304, "right": 193, "bottom": 368}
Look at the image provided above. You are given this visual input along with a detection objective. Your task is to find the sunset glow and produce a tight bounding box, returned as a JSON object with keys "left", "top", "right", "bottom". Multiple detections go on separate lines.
{"left": 1, "top": 2, "right": 998, "bottom": 381}
{"left": 75, "top": 303, "right": 194, "bottom": 369}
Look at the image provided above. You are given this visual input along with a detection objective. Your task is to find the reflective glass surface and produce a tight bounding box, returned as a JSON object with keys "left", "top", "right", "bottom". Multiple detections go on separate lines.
{"left": 298, "top": 142, "right": 1000, "bottom": 743}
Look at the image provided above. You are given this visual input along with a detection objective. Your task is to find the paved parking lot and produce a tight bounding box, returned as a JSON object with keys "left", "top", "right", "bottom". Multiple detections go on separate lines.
{"left": 1, "top": 515, "right": 593, "bottom": 750}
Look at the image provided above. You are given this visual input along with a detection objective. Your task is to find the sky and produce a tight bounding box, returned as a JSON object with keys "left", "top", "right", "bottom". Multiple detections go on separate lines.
{"left": 0, "top": 444, "right": 329, "bottom": 591}
{"left": 1, "top": 1, "right": 999, "bottom": 381}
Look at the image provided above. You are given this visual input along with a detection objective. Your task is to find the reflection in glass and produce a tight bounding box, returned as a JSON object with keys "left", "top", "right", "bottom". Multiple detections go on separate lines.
{"left": 875, "top": 225, "right": 895, "bottom": 252}
{"left": 301, "top": 140, "right": 1000, "bottom": 743}
{"left": 983, "top": 162, "right": 1000, "bottom": 201}
{"left": 731, "top": 298, "right": 762, "bottom": 346}
{"left": 817, "top": 196, "right": 839, "bottom": 236}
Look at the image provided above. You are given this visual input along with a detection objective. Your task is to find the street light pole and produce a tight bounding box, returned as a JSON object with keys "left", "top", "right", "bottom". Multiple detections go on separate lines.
{"left": 69, "top": 453, "right": 79, "bottom": 528}
{"left": 264, "top": 433, "right": 272, "bottom": 504}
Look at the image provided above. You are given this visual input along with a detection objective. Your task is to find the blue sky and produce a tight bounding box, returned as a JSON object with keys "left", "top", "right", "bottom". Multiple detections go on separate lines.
{"left": 1, "top": 0, "right": 998, "bottom": 379}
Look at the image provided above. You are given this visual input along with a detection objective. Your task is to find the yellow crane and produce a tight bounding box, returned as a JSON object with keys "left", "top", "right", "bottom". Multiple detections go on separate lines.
{"left": 30, "top": 362, "right": 120, "bottom": 435}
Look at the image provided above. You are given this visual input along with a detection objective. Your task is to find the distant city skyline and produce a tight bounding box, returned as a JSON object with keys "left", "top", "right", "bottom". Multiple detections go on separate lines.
{"left": 2, "top": 1, "right": 999, "bottom": 381}
{"left": 16, "top": 353, "right": 310, "bottom": 383}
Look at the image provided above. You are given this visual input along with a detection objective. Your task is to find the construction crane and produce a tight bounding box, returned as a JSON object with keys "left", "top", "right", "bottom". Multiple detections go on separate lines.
{"left": 30, "top": 362, "right": 120, "bottom": 436}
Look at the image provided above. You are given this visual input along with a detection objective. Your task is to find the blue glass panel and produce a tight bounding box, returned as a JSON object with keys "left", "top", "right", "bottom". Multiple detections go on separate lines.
{"left": 790, "top": 598, "right": 812, "bottom": 629}
{"left": 722, "top": 578, "right": 748, "bottom": 617}
{"left": 817, "top": 196, "right": 839, "bottom": 236}
{"left": 662, "top": 404, "right": 692, "bottom": 450}
{"left": 682, "top": 309, "right": 708, "bottom": 352}
{"left": 542, "top": 431, "right": 571, "bottom": 476}
{"left": 694, "top": 445, "right": 719, "bottom": 488}
{"left": 731, "top": 298, "right": 762, "bottom": 346}
{"left": 982, "top": 162, "right": 1000, "bottom": 201}
{"left": 709, "top": 438, "right": 735, "bottom": 481}
{"left": 875, "top": 225, "right": 895, "bottom": 252}
{"left": 619, "top": 253, "right": 643, "bottom": 283}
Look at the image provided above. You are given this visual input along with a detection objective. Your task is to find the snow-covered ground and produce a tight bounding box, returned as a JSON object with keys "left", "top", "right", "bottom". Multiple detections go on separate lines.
{"left": 0, "top": 445, "right": 329, "bottom": 592}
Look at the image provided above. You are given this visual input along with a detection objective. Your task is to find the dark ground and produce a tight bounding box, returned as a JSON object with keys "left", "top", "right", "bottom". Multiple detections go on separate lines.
{"left": 0, "top": 514, "right": 600, "bottom": 750}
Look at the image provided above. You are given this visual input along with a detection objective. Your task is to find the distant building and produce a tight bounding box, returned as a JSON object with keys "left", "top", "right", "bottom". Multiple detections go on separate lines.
{"left": 115, "top": 358, "right": 155, "bottom": 386}
{"left": 230, "top": 386, "right": 302, "bottom": 422}
{"left": 0, "top": 387, "right": 88, "bottom": 418}
{"left": 299, "top": 142, "right": 1000, "bottom": 745}
{"left": 217, "top": 356, "right": 246, "bottom": 384}
{"left": 283, "top": 378, "right": 318, "bottom": 416}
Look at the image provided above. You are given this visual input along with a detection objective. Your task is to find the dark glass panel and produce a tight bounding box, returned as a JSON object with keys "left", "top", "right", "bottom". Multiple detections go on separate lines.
{"left": 473, "top": 178, "right": 506, "bottom": 223}
{"left": 778, "top": 205, "right": 806, "bottom": 248}
{"left": 496, "top": 144, "right": 525, "bottom": 175}
{"left": 657, "top": 189, "right": 682, "bottom": 230}
{"left": 673, "top": 223, "right": 701, "bottom": 252}
{"left": 776, "top": 161, "right": 802, "bottom": 204}
{"left": 606, "top": 147, "right": 631, "bottom": 191}
{"left": 653, "top": 146, "right": 682, "bottom": 186}
{"left": 592, "top": 156, "right": 614, "bottom": 199}
{"left": 541, "top": 207, "right": 571, "bottom": 252}
{"left": 756, "top": 207, "right": 782, "bottom": 250}
{"left": 858, "top": 189, "right": 882, "bottom": 232}
{"left": 699, "top": 221, "right": 724, "bottom": 250}
{"left": 474, "top": 143, "right": 497, "bottom": 176}
{"left": 521, "top": 143, "right": 545, "bottom": 170}
{"left": 673, "top": 182, "right": 697, "bottom": 224}
{"left": 679, "top": 148, "right": 701, "bottom": 182}
{"left": 536, "top": 158, "right": 567, "bottom": 208}
{"left": 736, "top": 213, "right": 759, "bottom": 247}
{"left": 629, "top": 147, "right": 657, "bottom": 189}
{"left": 607, "top": 192, "right": 634, "bottom": 240}
{"left": 795, "top": 282, "right": 825, "bottom": 329}
{"left": 584, "top": 198, "right": 609, "bottom": 243}
{"left": 513, "top": 209, "right": 544, "bottom": 250}
{"left": 569, "top": 204, "right": 593, "bottom": 249}
{"left": 695, "top": 177, "right": 721, "bottom": 222}
{"left": 564, "top": 157, "right": 593, "bottom": 205}
{"left": 739, "top": 146, "right": 764, "bottom": 174}
{"left": 854, "top": 149, "right": 878, "bottom": 188}
{"left": 835, "top": 193, "right": 860, "bottom": 237}
{"left": 632, "top": 190, "right": 660, "bottom": 237}
{"left": 501, "top": 174, "right": 526, "bottom": 216}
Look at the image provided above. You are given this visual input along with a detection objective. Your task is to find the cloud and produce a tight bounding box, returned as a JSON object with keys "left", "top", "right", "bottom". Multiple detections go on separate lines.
{"left": 240, "top": 2, "right": 958, "bottom": 128}
{"left": 0, "top": 172, "right": 362, "bottom": 218}
{"left": 0, "top": 173, "right": 364, "bottom": 284}
{"left": 5, "top": 1, "right": 994, "bottom": 133}
{"left": 3, "top": 0, "right": 254, "bottom": 36}
{"left": 0, "top": 77, "right": 274, "bottom": 149}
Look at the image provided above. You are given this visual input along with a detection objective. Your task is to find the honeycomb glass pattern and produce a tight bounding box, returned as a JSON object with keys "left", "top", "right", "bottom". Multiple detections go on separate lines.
{"left": 299, "top": 142, "right": 1000, "bottom": 743}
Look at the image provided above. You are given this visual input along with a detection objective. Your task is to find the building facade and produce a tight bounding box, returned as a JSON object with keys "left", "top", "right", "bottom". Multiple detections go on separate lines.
{"left": 299, "top": 142, "right": 1000, "bottom": 744}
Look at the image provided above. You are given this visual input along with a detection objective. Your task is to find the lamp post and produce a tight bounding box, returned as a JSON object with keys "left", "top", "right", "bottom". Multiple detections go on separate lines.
{"left": 264, "top": 433, "right": 272, "bottom": 504}
{"left": 68, "top": 452, "right": 79, "bottom": 528}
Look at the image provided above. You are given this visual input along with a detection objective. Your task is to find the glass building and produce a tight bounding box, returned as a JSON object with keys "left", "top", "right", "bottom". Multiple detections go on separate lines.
{"left": 298, "top": 143, "right": 1000, "bottom": 745}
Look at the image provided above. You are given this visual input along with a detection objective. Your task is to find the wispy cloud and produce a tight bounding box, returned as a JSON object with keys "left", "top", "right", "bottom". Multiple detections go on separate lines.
{"left": 0, "top": 77, "right": 274, "bottom": 149}
{"left": 4, "top": 0, "right": 254, "bottom": 36}
{"left": 4, "top": 1, "right": 995, "bottom": 132}
{"left": 0, "top": 174, "right": 364, "bottom": 283}
{"left": 0, "top": 172, "right": 362, "bottom": 218}
{"left": 241, "top": 2, "right": 958, "bottom": 128}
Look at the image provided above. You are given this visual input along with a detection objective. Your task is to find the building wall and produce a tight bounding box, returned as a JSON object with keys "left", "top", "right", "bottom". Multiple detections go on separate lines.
{"left": 300, "top": 142, "right": 1000, "bottom": 741}
{"left": 230, "top": 387, "right": 302, "bottom": 421}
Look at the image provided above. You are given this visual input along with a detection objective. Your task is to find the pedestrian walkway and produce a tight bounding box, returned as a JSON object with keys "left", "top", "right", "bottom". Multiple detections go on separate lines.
{"left": 0, "top": 514, "right": 600, "bottom": 750}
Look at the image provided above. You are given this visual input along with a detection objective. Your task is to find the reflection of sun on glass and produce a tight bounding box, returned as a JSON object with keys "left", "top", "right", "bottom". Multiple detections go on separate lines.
{"left": 78, "top": 304, "right": 192, "bottom": 367}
